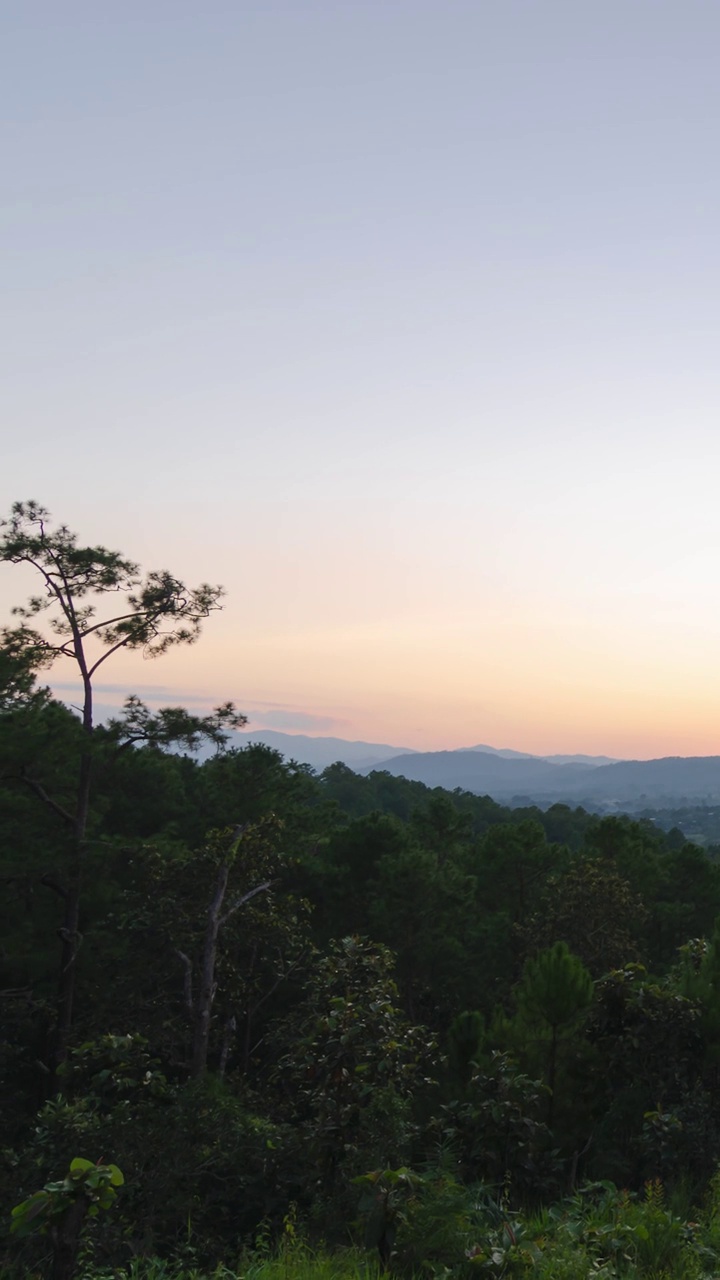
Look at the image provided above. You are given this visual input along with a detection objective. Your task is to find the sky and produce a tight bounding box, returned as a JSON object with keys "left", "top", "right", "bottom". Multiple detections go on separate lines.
{"left": 4, "top": 1, "right": 720, "bottom": 759}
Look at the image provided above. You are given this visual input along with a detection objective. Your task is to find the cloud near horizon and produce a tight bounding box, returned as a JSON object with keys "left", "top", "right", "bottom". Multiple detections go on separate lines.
{"left": 53, "top": 681, "right": 212, "bottom": 704}
{"left": 245, "top": 709, "right": 347, "bottom": 732}
{"left": 53, "top": 682, "right": 346, "bottom": 733}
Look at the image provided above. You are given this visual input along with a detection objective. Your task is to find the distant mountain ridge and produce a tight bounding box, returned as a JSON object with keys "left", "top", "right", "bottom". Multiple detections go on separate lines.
{"left": 363, "top": 748, "right": 720, "bottom": 810}
{"left": 466, "top": 744, "right": 619, "bottom": 766}
{"left": 195, "top": 730, "right": 720, "bottom": 810}
{"left": 219, "top": 729, "right": 417, "bottom": 772}
{"left": 218, "top": 732, "right": 617, "bottom": 774}
{"left": 363, "top": 749, "right": 597, "bottom": 794}
{"left": 220, "top": 732, "right": 617, "bottom": 768}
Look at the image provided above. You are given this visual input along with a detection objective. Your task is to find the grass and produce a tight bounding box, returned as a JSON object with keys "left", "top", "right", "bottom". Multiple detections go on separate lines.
{"left": 6, "top": 1176, "right": 720, "bottom": 1280}
{"left": 67, "top": 1247, "right": 385, "bottom": 1280}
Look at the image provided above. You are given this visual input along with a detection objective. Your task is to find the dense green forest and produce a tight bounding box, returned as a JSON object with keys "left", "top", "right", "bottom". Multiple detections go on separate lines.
{"left": 5, "top": 504, "right": 720, "bottom": 1279}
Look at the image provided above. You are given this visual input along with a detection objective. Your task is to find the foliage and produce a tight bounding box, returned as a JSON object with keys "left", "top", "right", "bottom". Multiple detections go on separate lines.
{"left": 9, "top": 1157, "right": 123, "bottom": 1280}
{"left": 438, "top": 1051, "right": 560, "bottom": 1198}
{"left": 0, "top": 500, "right": 226, "bottom": 662}
{"left": 274, "top": 936, "right": 433, "bottom": 1233}
{"left": 518, "top": 857, "right": 649, "bottom": 978}
{"left": 11, "top": 1158, "right": 124, "bottom": 1237}
{"left": 447, "top": 1010, "right": 485, "bottom": 1095}
{"left": 515, "top": 943, "right": 593, "bottom": 1036}
{"left": 354, "top": 1165, "right": 487, "bottom": 1275}
{"left": 510, "top": 943, "right": 594, "bottom": 1131}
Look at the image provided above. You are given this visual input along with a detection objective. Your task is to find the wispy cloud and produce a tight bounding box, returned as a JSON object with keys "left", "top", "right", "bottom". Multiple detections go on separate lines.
{"left": 52, "top": 681, "right": 347, "bottom": 735}
{"left": 246, "top": 709, "right": 347, "bottom": 732}
{"left": 52, "top": 681, "right": 218, "bottom": 706}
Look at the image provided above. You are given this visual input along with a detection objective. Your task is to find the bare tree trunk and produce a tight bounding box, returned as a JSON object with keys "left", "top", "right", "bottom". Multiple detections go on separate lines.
{"left": 52, "top": 669, "right": 93, "bottom": 1073}
{"left": 568, "top": 1133, "right": 593, "bottom": 1193}
{"left": 53, "top": 872, "right": 82, "bottom": 1069}
{"left": 191, "top": 861, "right": 230, "bottom": 1078}
{"left": 218, "top": 1014, "right": 237, "bottom": 1078}
{"left": 188, "top": 829, "right": 271, "bottom": 1080}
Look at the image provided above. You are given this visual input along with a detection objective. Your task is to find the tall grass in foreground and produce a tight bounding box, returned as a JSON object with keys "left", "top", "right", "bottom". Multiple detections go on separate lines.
{"left": 0, "top": 1241, "right": 384, "bottom": 1280}
{"left": 7, "top": 1174, "right": 720, "bottom": 1279}
{"left": 69, "top": 1246, "right": 384, "bottom": 1280}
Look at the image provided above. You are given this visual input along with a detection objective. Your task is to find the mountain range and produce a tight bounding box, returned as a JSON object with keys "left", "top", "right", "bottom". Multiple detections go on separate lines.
{"left": 226, "top": 730, "right": 616, "bottom": 774}
{"left": 225, "top": 731, "right": 720, "bottom": 810}
{"left": 223, "top": 729, "right": 417, "bottom": 772}
{"left": 365, "top": 748, "right": 720, "bottom": 808}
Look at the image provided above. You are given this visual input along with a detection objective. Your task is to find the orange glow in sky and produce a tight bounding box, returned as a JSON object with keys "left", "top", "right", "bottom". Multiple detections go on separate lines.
{"left": 4, "top": 5, "right": 720, "bottom": 761}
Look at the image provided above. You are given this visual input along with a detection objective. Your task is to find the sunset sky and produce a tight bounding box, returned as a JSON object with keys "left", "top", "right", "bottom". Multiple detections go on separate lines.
{"left": 4, "top": 2, "right": 720, "bottom": 759}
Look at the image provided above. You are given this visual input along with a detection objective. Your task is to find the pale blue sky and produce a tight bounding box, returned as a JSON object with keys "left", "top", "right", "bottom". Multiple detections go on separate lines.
{"left": 4, "top": 2, "right": 720, "bottom": 754}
